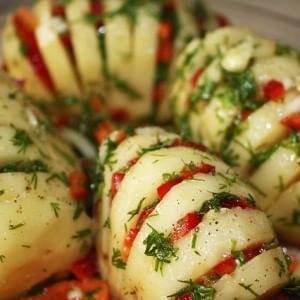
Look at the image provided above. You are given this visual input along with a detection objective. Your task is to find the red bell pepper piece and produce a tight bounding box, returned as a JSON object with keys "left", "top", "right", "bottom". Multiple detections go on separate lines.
{"left": 213, "top": 256, "right": 236, "bottom": 276}
{"left": 263, "top": 80, "right": 285, "bottom": 101}
{"left": 69, "top": 170, "right": 89, "bottom": 201}
{"left": 191, "top": 68, "right": 203, "bottom": 88}
{"left": 71, "top": 251, "right": 97, "bottom": 280}
{"left": 181, "top": 163, "right": 215, "bottom": 179}
{"left": 157, "top": 177, "right": 183, "bottom": 199}
{"left": 111, "top": 172, "right": 125, "bottom": 199}
{"left": 170, "top": 212, "right": 202, "bottom": 243}
{"left": 281, "top": 113, "right": 300, "bottom": 131}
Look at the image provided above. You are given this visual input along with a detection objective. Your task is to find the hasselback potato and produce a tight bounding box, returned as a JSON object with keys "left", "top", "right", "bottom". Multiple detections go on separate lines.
{"left": 97, "top": 126, "right": 289, "bottom": 299}
{"left": 2, "top": 0, "right": 218, "bottom": 121}
{"left": 0, "top": 74, "right": 92, "bottom": 299}
{"left": 171, "top": 26, "right": 300, "bottom": 246}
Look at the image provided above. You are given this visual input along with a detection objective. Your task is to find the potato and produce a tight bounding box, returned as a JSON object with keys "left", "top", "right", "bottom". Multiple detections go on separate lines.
{"left": 0, "top": 76, "right": 92, "bottom": 299}
{"left": 98, "top": 127, "right": 288, "bottom": 300}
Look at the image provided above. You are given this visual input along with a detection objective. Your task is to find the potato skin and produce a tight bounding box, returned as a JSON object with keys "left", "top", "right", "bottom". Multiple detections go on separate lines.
{"left": 0, "top": 74, "right": 93, "bottom": 299}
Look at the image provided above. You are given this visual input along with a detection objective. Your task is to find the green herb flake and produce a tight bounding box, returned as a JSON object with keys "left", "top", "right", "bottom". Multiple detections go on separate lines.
{"left": 46, "top": 172, "right": 68, "bottom": 185}
{"left": 11, "top": 129, "right": 33, "bottom": 154}
{"left": 0, "top": 255, "right": 5, "bottom": 263}
{"left": 274, "top": 257, "right": 287, "bottom": 277}
{"left": 283, "top": 278, "right": 300, "bottom": 297}
{"left": 143, "top": 224, "right": 178, "bottom": 273}
{"left": 168, "top": 280, "right": 216, "bottom": 299}
{"left": 127, "top": 198, "right": 146, "bottom": 221}
{"left": 9, "top": 223, "right": 25, "bottom": 230}
{"left": 73, "top": 203, "right": 83, "bottom": 220}
{"left": 72, "top": 228, "right": 92, "bottom": 240}
{"left": 112, "top": 248, "right": 126, "bottom": 270}
{"left": 239, "top": 283, "right": 259, "bottom": 297}
{"left": 50, "top": 202, "right": 60, "bottom": 218}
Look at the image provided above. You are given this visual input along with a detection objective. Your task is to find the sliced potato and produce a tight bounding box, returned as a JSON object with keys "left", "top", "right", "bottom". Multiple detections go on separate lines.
{"left": 2, "top": 20, "right": 53, "bottom": 101}
{"left": 65, "top": 0, "right": 104, "bottom": 94}
{"left": 34, "top": 0, "right": 82, "bottom": 97}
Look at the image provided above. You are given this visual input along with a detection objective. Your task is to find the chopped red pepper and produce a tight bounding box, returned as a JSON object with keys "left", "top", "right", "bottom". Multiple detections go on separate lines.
{"left": 13, "top": 7, "right": 55, "bottom": 93}
{"left": 215, "top": 13, "right": 230, "bottom": 27}
{"left": 243, "top": 244, "right": 264, "bottom": 261}
{"left": 288, "top": 255, "right": 299, "bottom": 273}
{"left": 220, "top": 198, "right": 253, "bottom": 210}
{"left": 191, "top": 68, "right": 203, "bottom": 88}
{"left": 176, "top": 294, "right": 193, "bottom": 300}
{"left": 69, "top": 170, "right": 89, "bottom": 201}
{"left": 157, "top": 41, "right": 173, "bottom": 64}
{"left": 173, "top": 139, "right": 207, "bottom": 152}
{"left": 53, "top": 113, "right": 73, "bottom": 128}
{"left": 123, "top": 206, "right": 155, "bottom": 258}
{"left": 263, "top": 80, "right": 285, "bottom": 101}
{"left": 52, "top": 4, "right": 65, "bottom": 17}
{"left": 111, "top": 172, "right": 125, "bottom": 199}
{"left": 157, "top": 177, "right": 183, "bottom": 199}
{"left": 213, "top": 256, "right": 236, "bottom": 276}
{"left": 181, "top": 163, "right": 215, "bottom": 179}
{"left": 123, "top": 227, "right": 139, "bottom": 259}
{"left": 115, "top": 130, "right": 127, "bottom": 144}
{"left": 71, "top": 251, "right": 97, "bottom": 280}
{"left": 241, "top": 109, "right": 253, "bottom": 121}
{"left": 94, "top": 121, "right": 114, "bottom": 144}
{"left": 159, "top": 21, "right": 172, "bottom": 40}
{"left": 153, "top": 82, "right": 166, "bottom": 104}
{"left": 90, "top": 1, "right": 104, "bottom": 15}
{"left": 281, "top": 113, "right": 300, "bottom": 131}
{"left": 110, "top": 108, "right": 130, "bottom": 123}
{"left": 170, "top": 212, "right": 202, "bottom": 243}
{"left": 89, "top": 95, "right": 103, "bottom": 113}
{"left": 127, "top": 157, "right": 139, "bottom": 167}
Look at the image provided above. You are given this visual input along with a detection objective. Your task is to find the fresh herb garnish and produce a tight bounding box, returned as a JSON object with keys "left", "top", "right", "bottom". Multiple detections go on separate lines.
{"left": 0, "top": 255, "right": 5, "bottom": 263}
{"left": 0, "top": 160, "right": 48, "bottom": 173}
{"left": 127, "top": 198, "right": 146, "bottom": 221}
{"left": 239, "top": 283, "right": 259, "bottom": 297}
{"left": 143, "top": 224, "right": 178, "bottom": 273}
{"left": 108, "top": 73, "right": 141, "bottom": 100}
{"left": 283, "top": 278, "right": 300, "bottom": 297}
{"left": 50, "top": 202, "right": 60, "bottom": 218}
{"left": 274, "top": 257, "right": 286, "bottom": 277}
{"left": 11, "top": 128, "right": 33, "bottom": 154}
{"left": 190, "top": 79, "right": 217, "bottom": 104}
{"left": 9, "top": 223, "right": 25, "bottom": 230}
{"left": 46, "top": 172, "right": 68, "bottom": 185}
{"left": 137, "top": 139, "right": 173, "bottom": 156}
{"left": 223, "top": 69, "right": 257, "bottom": 103}
{"left": 73, "top": 203, "right": 83, "bottom": 220}
{"left": 53, "top": 145, "right": 76, "bottom": 166}
{"left": 112, "top": 248, "right": 126, "bottom": 270}
{"left": 72, "top": 228, "right": 92, "bottom": 240}
{"left": 168, "top": 280, "right": 216, "bottom": 300}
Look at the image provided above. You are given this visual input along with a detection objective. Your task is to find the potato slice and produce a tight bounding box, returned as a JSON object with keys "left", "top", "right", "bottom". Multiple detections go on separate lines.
{"left": 227, "top": 100, "right": 289, "bottom": 178}
{"left": 2, "top": 20, "right": 53, "bottom": 101}
{"left": 34, "top": 0, "right": 81, "bottom": 97}
{"left": 65, "top": 0, "right": 104, "bottom": 94}
{"left": 130, "top": 4, "right": 160, "bottom": 119}
{"left": 214, "top": 248, "right": 288, "bottom": 300}
{"left": 269, "top": 181, "right": 300, "bottom": 245}
{"left": 249, "top": 147, "right": 300, "bottom": 210}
